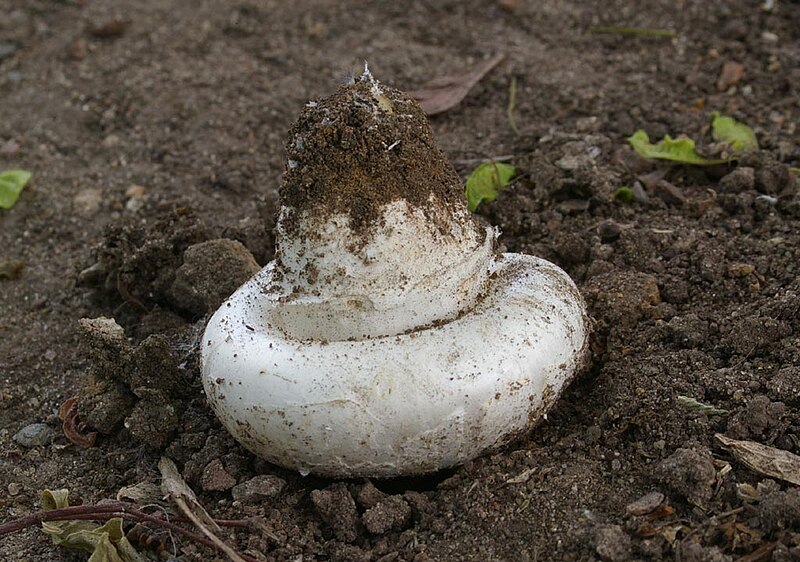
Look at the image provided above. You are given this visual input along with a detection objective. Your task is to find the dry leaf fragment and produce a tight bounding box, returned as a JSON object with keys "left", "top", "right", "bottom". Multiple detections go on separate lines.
{"left": 505, "top": 467, "right": 536, "bottom": 484}
{"left": 717, "top": 61, "right": 745, "bottom": 92}
{"left": 497, "top": 0, "right": 520, "bottom": 12}
{"left": 90, "top": 19, "right": 131, "bottom": 39}
{"left": 116, "top": 481, "right": 164, "bottom": 504}
{"left": 0, "top": 259, "right": 24, "bottom": 280}
{"left": 58, "top": 397, "right": 97, "bottom": 448}
{"left": 409, "top": 53, "right": 506, "bottom": 115}
{"left": 40, "top": 489, "right": 145, "bottom": 562}
{"left": 715, "top": 434, "right": 800, "bottom": 486}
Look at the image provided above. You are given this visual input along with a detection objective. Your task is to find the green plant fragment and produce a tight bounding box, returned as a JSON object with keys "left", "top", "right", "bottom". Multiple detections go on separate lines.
{"left": 676, "top": 395, "right": 728, "bottom": 416}
{"left": 40, "top": 489, "right": 145, "bottom": 562}
{"left": 0, "top": 169, "right": 32, "bottom": 209}
{"left": 628, "top": 131, "right": 727, "bottom": 166}
{"left": 612, "top": 186, "right": 634, "bottom": 203}
{"left": 465, "top": 161, "right": 516, "bottom": 212}
{"left": 711, "top": 112, "right": 758, "bottom": 152}
{"left": 790, "top": 167, "right": 800, "bottom": 174}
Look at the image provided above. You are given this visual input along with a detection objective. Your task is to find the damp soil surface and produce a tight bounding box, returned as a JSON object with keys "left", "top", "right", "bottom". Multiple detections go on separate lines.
{"left": 2, "top": 1, "right": 800, "bottom": 561}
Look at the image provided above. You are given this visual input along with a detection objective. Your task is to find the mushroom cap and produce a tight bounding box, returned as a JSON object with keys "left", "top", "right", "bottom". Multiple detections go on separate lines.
{"left": 270, "top": 72, "right": 494, "bottom": 340}
{"left": 202, "top": 253, "right": 589, "bottom": 477}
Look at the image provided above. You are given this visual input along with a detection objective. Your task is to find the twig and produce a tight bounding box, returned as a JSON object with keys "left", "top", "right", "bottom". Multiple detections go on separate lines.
{"left": 173, "top": 496, "right": 248, "bottom": 562}
{"left": 507, "top": 76, "right": 520, "bottom": 136}
{"left": 0, "top": 503, "right": 123, "bottom": 535}
{"left": 159, "top": 457, "right": 247, "bottom": 562}
{"left": 589, "top": 26, "right": 676, "bottom": 38}
{"left": 0, "top": 502, "right": 261, "bottom": 562}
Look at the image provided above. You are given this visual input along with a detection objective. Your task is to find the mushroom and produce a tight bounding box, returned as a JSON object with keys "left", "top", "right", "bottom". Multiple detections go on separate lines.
{"left": 201, "top": 69, "right": 589, "bottom": 478}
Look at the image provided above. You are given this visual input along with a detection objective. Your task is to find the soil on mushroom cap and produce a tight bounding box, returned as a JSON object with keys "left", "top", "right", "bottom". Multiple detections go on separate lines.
{"left": 280, "top": 76, "right": 467, "bottom": 239}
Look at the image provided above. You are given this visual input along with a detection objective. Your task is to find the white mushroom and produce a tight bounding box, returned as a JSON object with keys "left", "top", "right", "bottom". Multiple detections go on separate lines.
{"left": 201, "top": 70, "right": 589, "bottom": 478}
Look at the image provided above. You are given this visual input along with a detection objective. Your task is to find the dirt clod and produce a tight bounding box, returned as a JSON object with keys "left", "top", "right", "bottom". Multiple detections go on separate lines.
{"left": 679, "top": 542, "right": 732, "bottom": 562}
{"left": 311, "top": 483, "right": 360, "bottom": 543}
{"left": 727, "top": 395, "right": 786, "bottom": 440}
{"left": 200, "top": 458, "right": 237, "bottom": 492}
{"left": 231, "top": 474, "right": 287, "bottom": 504}
{"left": 594, "top": 524, "right": 632, "bottom": 562}
{"left": 719, "top": 166, "right": 755, "bottom": 193}
{"left": 656, "top": 447, "right": 717, "bottom": 505}
{"left": 757, "top": 487, "right": 800, "bottom": 533}
{"left": 170, "top": 239, "right": 260, "bottom": 315}
{"left": 356, "top": 481, "right": 389, "bottom": 510}
{"left": 124, "top": 390, "right": 178, "bottom": 448}
{"left": 362, "top": 495, "right": 412, "bottom": 535}
{"left": 584, "top": 271, "right": 661, "bottom": 330}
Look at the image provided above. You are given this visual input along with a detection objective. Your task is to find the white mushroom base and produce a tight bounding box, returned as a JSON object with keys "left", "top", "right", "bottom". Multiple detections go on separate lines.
{"left": 201, "top": 254, "right": 589, "bottom": 478}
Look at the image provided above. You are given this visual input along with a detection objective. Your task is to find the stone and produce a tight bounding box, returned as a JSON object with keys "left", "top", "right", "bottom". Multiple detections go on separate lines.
{"left": 13, "top": 423, "right": 53, "bottom": 448}
{"left": 0, "top": 43, "right": 18, "bottom": 61}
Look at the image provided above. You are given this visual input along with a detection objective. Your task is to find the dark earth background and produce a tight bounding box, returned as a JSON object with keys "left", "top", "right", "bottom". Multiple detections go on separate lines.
{"left": 2, "top": 0, "right": 800, "bottom": 560}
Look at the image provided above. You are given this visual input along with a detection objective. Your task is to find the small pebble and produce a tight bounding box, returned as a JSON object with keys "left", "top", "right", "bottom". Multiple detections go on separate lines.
{"left": 13, "top": 423, "right": 54, "bottom": 448}
{"left": 69, "top": 38, "right": 87, "bottom": 61}
{"left": 761, "top": 31, "right": 778, "bottom": 43}
{"left": 625, "top": 491, "right": 665, "bottom": 516}
{"left": 125, "top": 184, "right": 146, "bottom": 198}
{"left": 631, "top": 181, "right": 649, "bottom": 204}
{"left": 8, "top": 483, "right": 21, "bottom": 496}
{"left": 0, "top": 42, "right": 18, "bottom": 61}
{"left": 102, "top": 134, "right": 120, "bottom": 148}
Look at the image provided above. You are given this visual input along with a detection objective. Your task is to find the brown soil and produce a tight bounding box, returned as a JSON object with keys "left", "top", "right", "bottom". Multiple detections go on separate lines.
{"left": 281, "top": 76, "right": 465, "bottom": 238}
{"left": 1, "top": 1, "right": 799, "bottom": 561}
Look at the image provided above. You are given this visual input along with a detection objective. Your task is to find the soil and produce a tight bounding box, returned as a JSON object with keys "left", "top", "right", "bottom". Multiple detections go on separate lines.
{"left": 1, "top": 1, "right": 799, "bottom": 561}
{"left": 281, "top": 76, "right": 465, "bottom": 238}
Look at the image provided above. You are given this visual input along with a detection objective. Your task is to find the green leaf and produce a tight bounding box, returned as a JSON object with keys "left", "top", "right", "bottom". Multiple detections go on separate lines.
{"left": 628, "top": 130, "right": 727, "bottom": 166}
{"left": 465, "top": 161, "right": 516, "bottom": 212}
{"left": 711, "top": 112, "right": 758, "bottom": 152}
{"left": 0, "top": 169, "right": 32, "bottom": 209}
{"left": 40, "top": 489, "right": 145, "bottom": 562}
